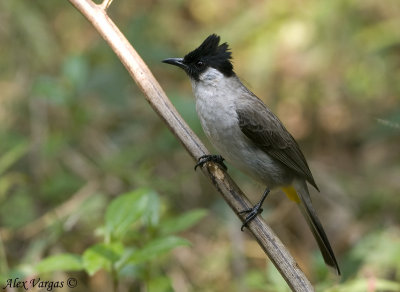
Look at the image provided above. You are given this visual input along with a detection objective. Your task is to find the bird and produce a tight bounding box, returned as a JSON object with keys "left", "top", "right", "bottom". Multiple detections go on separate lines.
{"left": 162, "top": 34, "right": 340, "bottom": 275}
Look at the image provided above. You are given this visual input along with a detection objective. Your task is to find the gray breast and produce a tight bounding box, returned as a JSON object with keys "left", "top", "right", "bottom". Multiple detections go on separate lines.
{"left": 193, "top": 73, "right": 294, "bottom": 188}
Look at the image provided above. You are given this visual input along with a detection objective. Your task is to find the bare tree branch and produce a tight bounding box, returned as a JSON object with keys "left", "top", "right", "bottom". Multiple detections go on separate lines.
{"left": 99, "top": 0, "right": 113, "bottom": 11}
{"left": 67, "top": 0, "right": 314, "bottom": 290}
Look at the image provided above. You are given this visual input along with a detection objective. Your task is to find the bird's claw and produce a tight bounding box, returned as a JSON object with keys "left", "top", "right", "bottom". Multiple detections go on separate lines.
{"left": 194, "top": 154, "right": 227, "bottom": 171}
{"left": 239, "top": 203, "right": 263, "bottom": 231}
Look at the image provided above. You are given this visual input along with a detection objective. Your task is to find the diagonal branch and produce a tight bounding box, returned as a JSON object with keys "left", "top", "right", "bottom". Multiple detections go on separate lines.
{"left": 67, "top": 0, "right": 314, "bottom": 291}
{"left": 99, "top": 0, "right": 113, "bottom": 11}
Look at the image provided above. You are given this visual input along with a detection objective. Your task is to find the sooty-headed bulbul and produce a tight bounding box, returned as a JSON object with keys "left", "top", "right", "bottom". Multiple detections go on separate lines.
{"left": 162, "top": 34, "right": 340, "bottom": 275}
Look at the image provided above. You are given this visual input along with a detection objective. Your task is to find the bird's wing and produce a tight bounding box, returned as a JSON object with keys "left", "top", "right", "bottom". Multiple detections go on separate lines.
{"left": 236, "top": 97, "right": 319, "bottom": 190}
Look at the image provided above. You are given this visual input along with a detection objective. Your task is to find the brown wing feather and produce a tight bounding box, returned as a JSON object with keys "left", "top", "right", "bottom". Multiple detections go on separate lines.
{"left": 236, "top": 97, "right": 319, "bottom": 191}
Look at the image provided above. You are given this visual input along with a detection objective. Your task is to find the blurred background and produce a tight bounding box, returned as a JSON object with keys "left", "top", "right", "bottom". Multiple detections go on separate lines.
{"left": 0, "top": 0, "right": 400, "bottom": 291}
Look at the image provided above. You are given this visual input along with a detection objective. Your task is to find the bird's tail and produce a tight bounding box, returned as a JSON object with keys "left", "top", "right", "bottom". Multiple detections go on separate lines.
{"left": 284, "top": 181, "right": 341, "bottom": 275}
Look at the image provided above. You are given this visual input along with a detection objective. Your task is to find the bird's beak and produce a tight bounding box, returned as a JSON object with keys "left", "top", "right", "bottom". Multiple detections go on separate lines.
{"left": 162, "top": 58, "right": 187, "bottom": 70}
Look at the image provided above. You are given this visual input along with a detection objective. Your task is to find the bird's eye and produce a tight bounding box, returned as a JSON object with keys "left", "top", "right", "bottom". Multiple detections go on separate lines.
{"left": 196, "top": 61, "right": 204, "bottom": 68}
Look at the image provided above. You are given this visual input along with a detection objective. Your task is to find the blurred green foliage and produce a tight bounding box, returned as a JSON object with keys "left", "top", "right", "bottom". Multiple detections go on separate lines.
{"left": 0, "top": 0, "right": 399, "bottom": 291}
{"left": 31, "top": 188, "right": 202, "bottom": 291}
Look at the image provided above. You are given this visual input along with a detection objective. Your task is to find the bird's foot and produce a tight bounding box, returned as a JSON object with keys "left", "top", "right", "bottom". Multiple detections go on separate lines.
{"left": 238, "top": 188, "right": 270, "bottom": 231}
{"left": 194, "top": 154, "right": 227, "bottom": 171}
{"left": 239, "top": 202, "right": 264, "bottom": 231}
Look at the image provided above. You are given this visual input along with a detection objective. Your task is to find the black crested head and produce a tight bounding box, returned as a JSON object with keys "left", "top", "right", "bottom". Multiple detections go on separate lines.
{"left": 162, "top": 34, "right": 234, "bottom": 81}
{"left": 183, "top": 34, "right": 234, "bottom": 80}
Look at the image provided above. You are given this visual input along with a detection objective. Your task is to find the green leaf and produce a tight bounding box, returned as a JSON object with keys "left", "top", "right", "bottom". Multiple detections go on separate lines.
{"left": 0, "top": 143, "right": 28, "bottom": 176}
{"left": 32, "top": 75, "right": 68, "bottom": 104}
{"left": 0, "top": 173, "right": 25, "bottom": 201}
{"left": 148, "top": 276, "right": 173, "bottom": 292}
{"left": 142, "top": 189, "right": 160, "bottom": 227}
{"left": 160, "top": 209, "right": 207, "bottom": 234}
{"left": 325, "top": 278, "right": 400, "bottom": 292}
{"left": 62, "top": 55, "right": 89, "bottom": 90}
{"left": 105, "top": 188, "right": 150, "bottom": 240}
{"left": 35, "top": 254, "right": 83, "bottom": 273}
{"left": 125, "top": 236, "right": 190, "bottom": 265}
{"left": 244, "top": 269, "right": 269, "bottom": 291}
{"left": 82, "top": 243, "right": 124, "bottom": 276}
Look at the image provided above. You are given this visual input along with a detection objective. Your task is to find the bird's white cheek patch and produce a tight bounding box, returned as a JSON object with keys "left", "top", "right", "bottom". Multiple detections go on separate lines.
{"left": 199, "top": 67, "right": 224, "bottom": 84}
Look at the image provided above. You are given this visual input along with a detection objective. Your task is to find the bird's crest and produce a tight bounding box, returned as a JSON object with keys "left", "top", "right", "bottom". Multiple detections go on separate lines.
{"left": 184, "top": 34, "right": 234, "bottom": 77}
